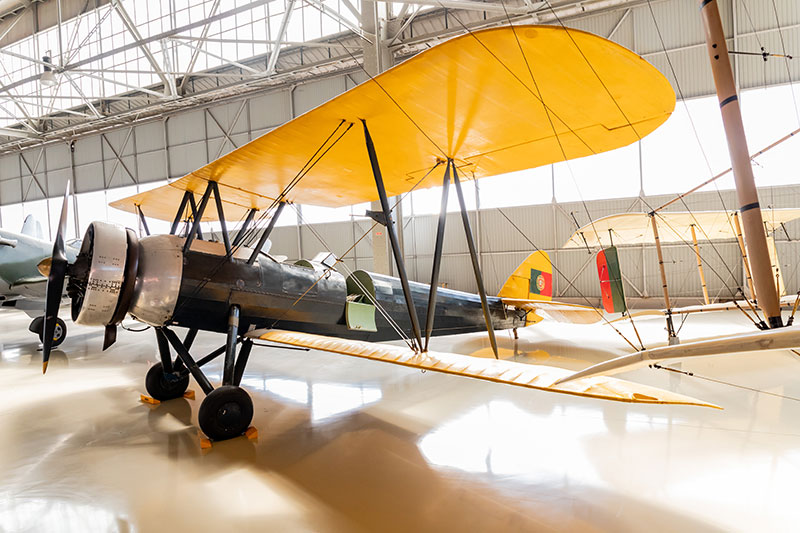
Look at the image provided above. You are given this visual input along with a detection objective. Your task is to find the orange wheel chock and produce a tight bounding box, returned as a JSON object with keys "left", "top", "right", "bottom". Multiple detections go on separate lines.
{"left": 245, "top": 427, "right": 258, "bottom": 440}
{"left": 183, "top": 390, "right": 196, "bottom": 400}
{"left": 140, "top": 394, "right": 160, "bottom": 405}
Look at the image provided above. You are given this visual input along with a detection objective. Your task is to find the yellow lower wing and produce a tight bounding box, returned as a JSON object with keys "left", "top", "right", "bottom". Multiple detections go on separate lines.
{"left": 249, "top": 329, "right": 719, "bottom": 409}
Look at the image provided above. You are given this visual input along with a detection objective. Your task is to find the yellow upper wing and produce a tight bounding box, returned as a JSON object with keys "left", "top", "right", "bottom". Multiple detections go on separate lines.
{"left": 112, "top": 25, "right": 675, "bottom": 220}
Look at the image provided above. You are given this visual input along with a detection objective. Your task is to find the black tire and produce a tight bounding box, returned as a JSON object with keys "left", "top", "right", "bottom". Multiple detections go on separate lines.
{"left": 145, "top": 362, "right": 190, "bottom": 401}
{"left": 198, "top": 386, "right": 253, "bottom": 441}
{"left": 38, "top": 317, "right": 67, "bottom": 347}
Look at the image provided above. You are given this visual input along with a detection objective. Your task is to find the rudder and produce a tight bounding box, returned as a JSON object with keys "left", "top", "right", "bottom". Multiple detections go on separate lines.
{"left": 498, "top": 251, "right": 553, "bottom": 301}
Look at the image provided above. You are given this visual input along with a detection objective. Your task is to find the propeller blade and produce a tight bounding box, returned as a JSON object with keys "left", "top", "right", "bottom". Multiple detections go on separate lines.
{"left": 42, "top": 181, "right": 71, "bottom": 373}
{"left": 102, "top": 324, "right": 117, "bottom": 351}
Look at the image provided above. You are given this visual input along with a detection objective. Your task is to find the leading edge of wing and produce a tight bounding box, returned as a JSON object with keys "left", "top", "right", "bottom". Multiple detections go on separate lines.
{"left": 249, "top": 329, "right": 719, "bottom": 409}
{"left": 555, "top": 326, "right": 800, "bottom": 385}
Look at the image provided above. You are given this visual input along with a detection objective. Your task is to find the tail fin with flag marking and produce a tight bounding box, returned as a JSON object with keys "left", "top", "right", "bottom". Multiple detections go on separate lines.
{"left": 498, "top": 251, "right": 553, "bottom": 301}
{"left": 597, "top": 246, "right": 627, "bottom": 314}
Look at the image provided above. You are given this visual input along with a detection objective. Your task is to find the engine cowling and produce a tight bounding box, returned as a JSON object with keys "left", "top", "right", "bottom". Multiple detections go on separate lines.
{"left": 68, "top": 223, "right": 184, "bottom": 328}
{"left": 70, "top": 222, "right": 138, "bottom": 327}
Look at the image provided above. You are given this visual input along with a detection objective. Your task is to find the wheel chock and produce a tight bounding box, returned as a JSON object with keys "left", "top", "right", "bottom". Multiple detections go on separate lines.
{"left": 245, "top": 426, "right": 258, "bottom": 440}
{"left": 140, "top": 394, "right": 160, "bottom": 405}
{"left": 183, "top": 390, "right": 196, "bottom": 400}
{"left": 198, "top": 431, "right": 212, "bottom": 450}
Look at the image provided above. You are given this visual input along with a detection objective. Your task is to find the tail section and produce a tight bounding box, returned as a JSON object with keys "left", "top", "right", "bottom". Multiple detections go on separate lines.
{"left": 20, "top": 215, "right": 44, "bottom": 240}
{"left": 597, "top": 246, "right": 626, "bottom": 314}
{"left": 498, "top": 251, "right": 553, "bottom": 301}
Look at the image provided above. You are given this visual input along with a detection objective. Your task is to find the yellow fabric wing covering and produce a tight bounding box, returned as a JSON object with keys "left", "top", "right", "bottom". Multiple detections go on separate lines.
{"left": 112, "top": 25, "right": 675, "bottom": 220}
{"left": 564, "top": 209, "right": 800, "bottom": 248}
{"left": 249, "top": 329, "right": 719, "bottom": 408}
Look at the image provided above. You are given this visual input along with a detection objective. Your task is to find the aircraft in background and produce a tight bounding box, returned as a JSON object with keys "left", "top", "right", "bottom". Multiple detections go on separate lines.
{"left": 0, "top": 215, "right": 78, "bottom": 346}
{"left": 38, "top": 25, "right": 724, "bottom": 443}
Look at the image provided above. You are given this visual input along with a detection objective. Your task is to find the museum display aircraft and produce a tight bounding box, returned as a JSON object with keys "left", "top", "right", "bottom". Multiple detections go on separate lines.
{"left": 38, "top": 20, "right": 769, "bottom": 441}
{"left": 0, "top": 215, "right": 77, "bottom": 346}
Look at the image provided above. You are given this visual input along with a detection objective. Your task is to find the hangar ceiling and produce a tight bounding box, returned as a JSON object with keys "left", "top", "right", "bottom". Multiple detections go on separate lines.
{"left": 0, "top": 0, "right": 796, "bottom": 155}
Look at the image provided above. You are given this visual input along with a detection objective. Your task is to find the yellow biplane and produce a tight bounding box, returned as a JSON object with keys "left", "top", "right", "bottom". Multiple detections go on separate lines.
{"left": 39, "top": 24, "right": 737, "bottom": 442}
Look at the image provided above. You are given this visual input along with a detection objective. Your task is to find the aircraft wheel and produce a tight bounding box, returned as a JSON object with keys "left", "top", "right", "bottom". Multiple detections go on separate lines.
{"left": 198, "top": 386, "right": 253, "bottom": 441}
{"left": 145, "top": 362, "right": 189, "bottom": 401}
{"left": 38, "top": 317, "right": 67, "bottom": 347}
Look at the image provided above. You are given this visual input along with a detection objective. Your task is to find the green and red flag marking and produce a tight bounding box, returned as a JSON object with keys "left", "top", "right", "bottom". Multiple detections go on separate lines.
{"left": 596, "top": 246, "right": 626, "bottom": 314}
{"left": 529, "top": 268, "right": 552, "bottom": 298}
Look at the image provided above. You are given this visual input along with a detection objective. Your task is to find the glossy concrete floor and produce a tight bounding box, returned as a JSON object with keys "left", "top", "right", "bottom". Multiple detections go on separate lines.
{"left": 1, "top": 309, "right": 800, "bottom": 532}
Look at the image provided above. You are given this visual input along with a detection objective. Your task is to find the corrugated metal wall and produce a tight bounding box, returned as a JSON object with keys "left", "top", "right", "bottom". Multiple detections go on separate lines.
{"left": 270, "top": 184, "right": 800, "bottom": 306}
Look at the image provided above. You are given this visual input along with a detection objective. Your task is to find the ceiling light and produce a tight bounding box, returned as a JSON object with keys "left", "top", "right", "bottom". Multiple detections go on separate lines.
{"left": 40, "top": 53, "right": 57, "bottom": 87}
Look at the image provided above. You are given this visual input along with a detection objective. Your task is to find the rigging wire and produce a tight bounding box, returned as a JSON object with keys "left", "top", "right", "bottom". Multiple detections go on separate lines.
{"left": 507, "top": 0, "right": 664, "bottom": 343}
{"left": 653, "top": 363, "right": 800, "bottom": 403}
{"left": 170, "top": 119, "right": 354, "bottom": 319}
{"left": 768, "top": 0, "right": 800, "bottom": 128}
{"left": 644, "top": 0, "right": 743, "bottom": 261}
{"left": 266, "top": 162, "right": 445, "bottom": 348}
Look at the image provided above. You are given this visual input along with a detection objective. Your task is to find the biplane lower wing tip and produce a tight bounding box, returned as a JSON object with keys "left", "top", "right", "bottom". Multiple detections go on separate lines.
{"left": 249, "top": 329, "right": 719, "bottom": 409}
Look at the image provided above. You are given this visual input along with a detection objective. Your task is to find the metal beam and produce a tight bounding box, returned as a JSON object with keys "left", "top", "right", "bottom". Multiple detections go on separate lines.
{"left": 304, "top": 0, "right": 368, "bottom": 39}
{"left": 172, "top": 39, "right": 260, "bottom": 75}
{"left": 109, "top": 0, "right": 176, "bottom": 98}
{"left": 364, "top": 0, "right": 530, "bottom": 15}
{"left": 0, "top": 126, "right": 34, "bottom": 138}
{"left": 267, "top": 0, "right": 297, "bottom": 74}
{"left": 178, "top": 0, "right": 222, "bottom": 94}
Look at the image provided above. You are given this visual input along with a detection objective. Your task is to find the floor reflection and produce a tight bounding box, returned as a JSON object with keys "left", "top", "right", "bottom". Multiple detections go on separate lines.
{"left": 243, "top": 377, "right": 383, "bottom": 423}
{"left": 0, "top": 309, "right": 799, "bottom": 531}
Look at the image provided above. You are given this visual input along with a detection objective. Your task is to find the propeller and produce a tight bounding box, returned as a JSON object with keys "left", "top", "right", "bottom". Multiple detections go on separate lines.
{"left": 42, "top": 181, "right": 71, "bottom": 374}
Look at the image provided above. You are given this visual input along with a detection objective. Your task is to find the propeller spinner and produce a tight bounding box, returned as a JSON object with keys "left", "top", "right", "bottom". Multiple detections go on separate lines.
{"left": 42, "top": 181, "right": 71, "bottom": 373}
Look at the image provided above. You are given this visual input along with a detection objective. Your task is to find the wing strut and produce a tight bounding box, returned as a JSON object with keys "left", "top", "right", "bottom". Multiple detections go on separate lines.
{"left": 170, "top": 191, "right": 192, "bottom": 235}
{"left": 362, "top": 119, "right": 423, "bottom": 352}
{"left": 136, "top": 205, "right": 151, "bottom": 236}
{"left": 247, "top": 201, "right": 285, "bottom": 265}
{"left": 452, "top": 162, "right": 499, "bottom": 358}
{"left": 186, "top": 190, "right": 207, "bottom": 244}
{"left": 650, "top": 213, "right": 678, "bottom": 344}
{"left": 423, "top": 160, "right": 451, "bottom": 352}
{"left": 232, "top": 208, "right": 258, "bottom": 247}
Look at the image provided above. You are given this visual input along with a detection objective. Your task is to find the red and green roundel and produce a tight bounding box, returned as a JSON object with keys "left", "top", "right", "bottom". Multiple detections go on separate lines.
{"left": 529, "top": 268, "right": 552, "bottom": 297}
{"left": 597, "top": 246, "right": 626, "bottom": 314}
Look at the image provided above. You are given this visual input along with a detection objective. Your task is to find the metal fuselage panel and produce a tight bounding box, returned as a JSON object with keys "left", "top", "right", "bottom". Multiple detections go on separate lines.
{"left": 170, "top": 251, "right": 522, "bottom": 341}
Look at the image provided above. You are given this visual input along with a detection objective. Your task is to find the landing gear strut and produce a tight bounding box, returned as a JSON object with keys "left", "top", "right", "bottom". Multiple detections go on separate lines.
{"left": 150, "top": 306, "right": 255, "bottom": 441}
{"left": 29, "top": 316, "right": 67, "bottom": 347}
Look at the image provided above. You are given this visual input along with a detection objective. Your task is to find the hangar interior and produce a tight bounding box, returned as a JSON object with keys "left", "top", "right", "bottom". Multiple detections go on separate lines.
{"left": 0, "top": 0, "right": 798, "bottom": 304}
{"left": 0, "top": 0, "right": 800, "bottom": 531}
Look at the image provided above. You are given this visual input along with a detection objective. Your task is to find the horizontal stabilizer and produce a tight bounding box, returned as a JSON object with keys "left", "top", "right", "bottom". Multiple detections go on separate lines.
{"left": 555, "top": 327, "right": 800, "bottom": 385}
{"left": 502, "top": 298, "right": 602, "bottom": 324}
{"left": 249, "top": 329, "right": 718, "bottom": 408}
